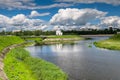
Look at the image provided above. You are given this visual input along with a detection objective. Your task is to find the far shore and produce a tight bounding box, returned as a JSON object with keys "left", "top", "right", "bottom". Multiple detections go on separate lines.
{"left": 21, "top": 34, "right": 114, "bottom": 38}
{"left": 80, "top": 34, "right": 113, "bottom": 38}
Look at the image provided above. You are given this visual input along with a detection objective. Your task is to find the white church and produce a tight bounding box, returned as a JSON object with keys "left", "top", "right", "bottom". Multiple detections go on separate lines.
{"left": 55, "top": 27, "right": 63, "bottom": 36}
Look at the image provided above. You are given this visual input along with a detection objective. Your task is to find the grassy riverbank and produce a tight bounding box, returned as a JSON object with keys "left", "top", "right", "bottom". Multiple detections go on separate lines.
{"left": 4, "top": 48, "right": 67, "bottom": 80}
{"left": 46, "top": 35, "right": 82, "bottom": 39}
{"left": 22, "top": 35, "right": 83, "bottom": 45}
{"left": 0, "top": 36, "right": 24, "bottom": 53}
{"left": 41, "top": 35, "right": 82, "bottom": 44}
{"left": 94, "top": 34, "right": 120, "bottom": 50}
{"left": 0, "top": 36, "right": 67, "bottom": 80}
{"left": 23, "top": 37, "right": 43, "bottom": 42}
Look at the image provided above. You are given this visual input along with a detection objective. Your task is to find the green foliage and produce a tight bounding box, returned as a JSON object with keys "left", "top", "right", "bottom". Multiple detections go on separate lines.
{"left": 22, "top": 37, "right": 43, "bottom": 45}
{"left": 0, "top": 36, "right": 24, "bottom": 52}
{"left": 4, "top": 48, "right": 67, "bottom": 80}
{"left": 47, "top": 35, "right": 81, "bottom": 39}
{"left": 25, "top": 57, "right": 67, "bottom": 80}
{"left": 0, "top": 78, "right": 2, "bottom": 80}
{"left": 9, "top": 30, "right": 56, "bottom": 36}
{"left": 22, "top": 35, "right": 82, "bottom": 45}
{"left": 38, "top": 35, "right": 83, "bottom": 45}
{"left": 23, "top": 37, "right": 43, "bottom": 42}
{"left": 88, "top": 45, "right": 92, "bottom": 48}
{"left": 94, "top": 34, "right": 120, "bottom": 50}
{"left": 110, "top": 34, "right": 120, "bottom": 40}
{"left": 1, "top": 28, "right": 119, "bottom": 36}
{"left": 4, "top": 48, "right": 35, "bottom": 80}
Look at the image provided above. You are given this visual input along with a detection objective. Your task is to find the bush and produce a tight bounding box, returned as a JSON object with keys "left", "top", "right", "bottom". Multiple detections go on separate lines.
{"left": 110, "top": 34, "right": 120, "bottom": 40}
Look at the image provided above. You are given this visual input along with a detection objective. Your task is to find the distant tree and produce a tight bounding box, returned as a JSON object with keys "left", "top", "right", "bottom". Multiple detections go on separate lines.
{"left": 0, "top": 30, "right": 6, "bottom": 35}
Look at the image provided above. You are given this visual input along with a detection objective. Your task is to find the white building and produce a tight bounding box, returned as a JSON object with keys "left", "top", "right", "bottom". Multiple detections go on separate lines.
{"left": 12, "top": 30, "right": 21, "bottom": 33}
{"left": 56, "top": 28, "right": 63, "bottom": 36}
{"left": 117, "top": 32, "right": 120, "bottom": 34}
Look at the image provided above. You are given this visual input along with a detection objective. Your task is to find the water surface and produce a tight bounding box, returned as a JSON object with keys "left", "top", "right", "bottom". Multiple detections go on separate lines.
{"left": 26, "top": 37, "right": 120, "bottom": 80}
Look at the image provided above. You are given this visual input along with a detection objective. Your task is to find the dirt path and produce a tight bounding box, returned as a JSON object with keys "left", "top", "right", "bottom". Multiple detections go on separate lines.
{"left": 0, "top": 44, "right": 23, "bottom": 80}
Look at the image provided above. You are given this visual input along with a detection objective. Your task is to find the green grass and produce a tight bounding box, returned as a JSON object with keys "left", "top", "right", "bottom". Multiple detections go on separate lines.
{"left": 4, "top": 48, "right": 67, "bottom": 80}
{"left": 0, "top": 36, "right": 67, "bottom": 80}
{"left": 22, "top": 37, "right": 43, "bottom": 45}
{"left": 94, "top": 34, "right": 120, "bottom": 50}
{"left": 42, "top": 35, "right": 83, "bottom": 44}
{"left": 0, "top": 36, "right": 24, "bottom": 52}
{"left": 110, "top": 34, "right": 120, "bottom": 40}
{"left": 23, "top": 37, "right": 43, "bottom": 42}
{"left": 46, "top": 35, "right": 82, "bottom": 39}
{"left": 0, "top": 78, "right": 2, "bottom": 80}
{"left": 23, "top": 35, "right": 83, "bottom": 45}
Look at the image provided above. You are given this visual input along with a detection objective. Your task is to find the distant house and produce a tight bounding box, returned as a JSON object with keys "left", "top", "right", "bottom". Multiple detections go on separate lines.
{"left": 56, "top": 28, "right": 63, "bottom": 36}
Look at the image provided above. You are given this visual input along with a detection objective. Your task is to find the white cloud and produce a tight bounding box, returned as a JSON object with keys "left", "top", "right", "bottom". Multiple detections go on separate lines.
{"left": 100, "top": 16, "right": 120, "bottom": 28}
{"left": 50, "top": 8, "right": 107, "bottom": 26}
{"left": 56, "top": 0, "right": 120, "bottom": 5}
{"left": 29, "top": 11, "right": 50, "bottom": 18}
{"left": 51, "top": 24, "right": 100, "bottom": 31}
{"left": 0, "top": 14, "right": 49, "bottom": 31}
{"left": 10, "top": 14, "right": 27, "bottom": 25}
{"left": 0, "top": 0, "right": 73, "bottom": 10}
{"left": 80, "top": 23, "right": 100, "bottom": 30}
{"left": 0, "top": 14, "right": 10, "bottom": 25}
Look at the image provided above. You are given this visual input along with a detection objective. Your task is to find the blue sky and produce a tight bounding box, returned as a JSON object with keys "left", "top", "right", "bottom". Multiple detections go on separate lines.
{"left": 0, "top": 1, "right": 120, "bottom": 20}
{"left": 0, "top": 0, "right": 120, "bottom": 31}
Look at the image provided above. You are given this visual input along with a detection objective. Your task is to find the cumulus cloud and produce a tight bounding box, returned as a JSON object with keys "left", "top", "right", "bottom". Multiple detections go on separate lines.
{"left": 100, "top": 16, "right": 120, "bottom": 28}
{"left": 50, "top": 8, "right": 107, "bottom": 26}
{"left": 0, "top": 14, "right": 49, "bottom": 31}
{"left": 29, "top": 11, "right": 50, "bottom": 18}
{"left": 56, "top": 0, "right": 120, "bottom": 5}
{"left": 9, "top": 14, "right": 27, "bottom": 26}
{"left": 0, "top": 0, "right": 73, "bottom": 10}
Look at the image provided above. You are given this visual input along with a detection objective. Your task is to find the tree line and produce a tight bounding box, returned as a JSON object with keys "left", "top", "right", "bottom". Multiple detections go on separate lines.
{"left": 0, "top": 28, "right": 120, "bottom": 36}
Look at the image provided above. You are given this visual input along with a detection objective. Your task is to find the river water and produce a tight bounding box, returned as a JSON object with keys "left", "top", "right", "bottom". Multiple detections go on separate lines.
{"left": 26, "top": 36, "right": 120, "bottom": 80}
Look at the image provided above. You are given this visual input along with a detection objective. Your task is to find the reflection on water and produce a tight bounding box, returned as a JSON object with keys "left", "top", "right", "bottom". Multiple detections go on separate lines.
{"left": 26, "top": 37, "right": 120, "bottom": 80}
{"left": 56, "top": 44, "right": 63, "bottom": 50}
{"left": 52, "top": 44, "right": 83, "bottom": 53}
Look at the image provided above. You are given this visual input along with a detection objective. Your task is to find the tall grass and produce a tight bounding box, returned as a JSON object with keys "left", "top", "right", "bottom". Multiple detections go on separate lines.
{"left": 4, "top": 48, "right": 36, "bottom": 80}
{"left": 0, "top": 36, "right": 24, "bottom": 52}
{"left": 4, "top": 48, "right": 67, "bottom": 80}
{"left": 94, "top": 34, "right": 120, "bottom": 50}
{"left": 22, "top": 37, "right": 43, "bottom": 42}
{"left": 110, "top": 34, "right": 120, "bottom": 40}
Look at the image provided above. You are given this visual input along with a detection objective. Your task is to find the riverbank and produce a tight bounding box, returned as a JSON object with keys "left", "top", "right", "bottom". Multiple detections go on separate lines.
{"left": 23, "top": 35, "right": 83, "bottom": 45}
{"left": 94, "top": 34, "right": 120, "bottom": 50}
{"left": 0, "top": 36, "right": 24, "bottom": 80}
{"left": 0, "top": 36, "right": 24, "bottom": 53}
{"left": 4, "top": 48, "right": 67, "bottom": 80}
{"left": 0, "top": 36, "right": 67, "bottom": 80}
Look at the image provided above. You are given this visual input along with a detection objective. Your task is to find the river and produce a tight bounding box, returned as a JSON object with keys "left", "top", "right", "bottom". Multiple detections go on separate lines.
{"left": 26, "top": 36, "right": 120, "bottom": 80}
